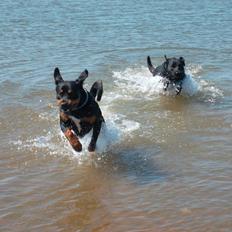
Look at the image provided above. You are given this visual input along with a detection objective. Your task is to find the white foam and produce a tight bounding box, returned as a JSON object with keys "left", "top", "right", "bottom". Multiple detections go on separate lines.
{"left": 13, "top": 112, "right": 140, "bottom": 162}
{"left": 112, "top": 65, "right": 223, "bottom": 100}
{"left": 186, "top": 65, "right": 223, "bottom": 101}
{"left": 68, "top": 114, "right": 140, "bottom": 158}
{"left": 113, "top": 67, "right": 163, "bottom": 99}
{"left": 12, "top": 131, "right": 60, "bottom": 156}
{"left": 180, "top": 75, "right": 200, "bottom": 97}
{"left": 113, "top": 66, "right": 200, "bottom": 98}
{"left": 186, "top": 64, "right": 203, "bottom": 75}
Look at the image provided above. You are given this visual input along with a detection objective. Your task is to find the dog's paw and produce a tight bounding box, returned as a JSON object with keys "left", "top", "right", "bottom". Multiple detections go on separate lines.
{"left": 72, "top": 142, "right": 82, "bottom": 152}
{"left": 163, "top": 80, "right": 170, "bottom": 91}
{"left": 88, "top": 142, "right": 96, "bottom": 152}
{"left": 163, "top": 86, "right": 168, "bottom": 91}
{"left": 175, "top": 86, "right": 182, "bottom": 95}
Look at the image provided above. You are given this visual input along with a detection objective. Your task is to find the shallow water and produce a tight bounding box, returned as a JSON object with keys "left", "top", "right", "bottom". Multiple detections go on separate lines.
{"left": 1, "top": 0, "right": 232, "bottom": 231}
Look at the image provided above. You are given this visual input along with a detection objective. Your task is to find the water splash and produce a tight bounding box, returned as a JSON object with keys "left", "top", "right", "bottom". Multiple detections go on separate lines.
{"left": 113, "top": 65, "right": 223, "bottom": 101}
{"left": 12, "top": 112, "right": 140, "bottom": 162}
{"left": 113, "top": 66, "right": 200, "bottom": 98}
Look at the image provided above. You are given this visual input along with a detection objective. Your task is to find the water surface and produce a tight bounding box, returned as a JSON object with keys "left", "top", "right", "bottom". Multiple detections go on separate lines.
{"left": 1, "top": 0, "right": 232, "bottom": 231}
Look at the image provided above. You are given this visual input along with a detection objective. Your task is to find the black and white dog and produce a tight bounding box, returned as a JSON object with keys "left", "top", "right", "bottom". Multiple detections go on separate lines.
{"left": 147, "top": 55, "right": 186, "bottom": 95}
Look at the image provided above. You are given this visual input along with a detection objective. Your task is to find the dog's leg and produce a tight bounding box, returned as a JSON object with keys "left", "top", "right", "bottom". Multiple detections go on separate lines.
{"left": 175, "top": 86, "right": 182, "bottom": 95}
{"left": 64, "top": 128, "right": 82, "bottom": 152}
{"left": 60, "top": 112, "right": 82, "bottom": 152}
{"left": 88, "top": 119, "right": 103, "bottom": 152}
{"left": 163, "top": 79, "right": 170, "bottom": 91}
{"left": 175, "top": 81, "right": 183, "bottom": 95}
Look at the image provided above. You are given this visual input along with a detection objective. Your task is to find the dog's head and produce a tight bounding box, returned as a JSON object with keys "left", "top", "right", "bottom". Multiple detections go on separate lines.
{"left": 162, "top": 55, "right": 185, "bottom": 81}
{"left": 54, "top": 67, "right": 88, "bottom": 111}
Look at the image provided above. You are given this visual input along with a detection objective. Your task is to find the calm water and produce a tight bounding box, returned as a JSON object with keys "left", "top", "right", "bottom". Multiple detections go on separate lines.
{"left": 1, "top": 0, "right": 232, "bottom": 231}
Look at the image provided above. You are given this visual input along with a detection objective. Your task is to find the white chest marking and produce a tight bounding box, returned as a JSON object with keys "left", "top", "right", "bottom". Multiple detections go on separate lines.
{"left": 70, "top": 116, "right": 82, "bottom": 133}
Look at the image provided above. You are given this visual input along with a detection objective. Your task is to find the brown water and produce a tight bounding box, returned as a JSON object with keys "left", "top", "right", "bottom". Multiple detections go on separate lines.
{"left": 1, "top": 0, "right": 232, "bottom": 231}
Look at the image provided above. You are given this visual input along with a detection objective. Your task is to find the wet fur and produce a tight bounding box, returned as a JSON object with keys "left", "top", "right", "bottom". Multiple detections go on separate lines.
{"left": 147, "top": 55, "right": 186, "bottom": 95}
{"left": 54, "top": 67, "right": 104, "bottom": 152}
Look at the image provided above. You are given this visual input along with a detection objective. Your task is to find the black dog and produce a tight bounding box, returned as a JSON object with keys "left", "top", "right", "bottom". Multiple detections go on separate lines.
{"left": 147, "top": 55, "right": 186, "bottom": 95}
{"left": 54, "top": 67, "right": 104, "bottom": 152}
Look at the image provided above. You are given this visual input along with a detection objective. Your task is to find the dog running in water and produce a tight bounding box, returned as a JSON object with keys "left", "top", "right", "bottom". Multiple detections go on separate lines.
{"left": 147, "top": 55, "right": 186, "bottom": 95}
{"left": 54, "top": 68, "right": 104, "bottom": 152}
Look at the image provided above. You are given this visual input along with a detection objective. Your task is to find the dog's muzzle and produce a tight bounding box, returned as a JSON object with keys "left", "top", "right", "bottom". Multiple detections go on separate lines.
{"left": 57, "top": 98, "right": 81, "bottom": 113}
{"left": 174, "top": 72, "right": 185, "bottom": 80}
{"left": 57, "top": 99, "right": 70, "bottom": 106}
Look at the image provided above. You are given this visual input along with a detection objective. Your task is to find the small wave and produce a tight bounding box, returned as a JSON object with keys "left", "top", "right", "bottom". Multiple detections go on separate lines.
{"left": 198, "top": 79, "right": 224, "bottom": 103}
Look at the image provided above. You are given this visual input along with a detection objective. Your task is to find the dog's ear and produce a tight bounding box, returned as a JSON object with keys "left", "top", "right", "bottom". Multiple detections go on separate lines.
{"left": 76, "top": 69, "right": 88, "bottom": 85}
{"left": 163, "top": 55, "right": 169, "bottom": 70}
{"left": 164, "top": 55, "right": 168, "bottom": 62}
{"left": 179, "top": 57, "right": 185, "bottom": 66}
{"left": 54, "top": 67, "right": 64, "bottom": 85}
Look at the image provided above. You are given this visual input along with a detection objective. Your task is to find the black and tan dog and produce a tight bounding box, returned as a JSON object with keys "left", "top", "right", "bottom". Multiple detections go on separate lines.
{"left": 54, "top": 67, "right": 104, "bottom": 152}
{"left": 147, "top": 55, "right": 186, "bottom": 95}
